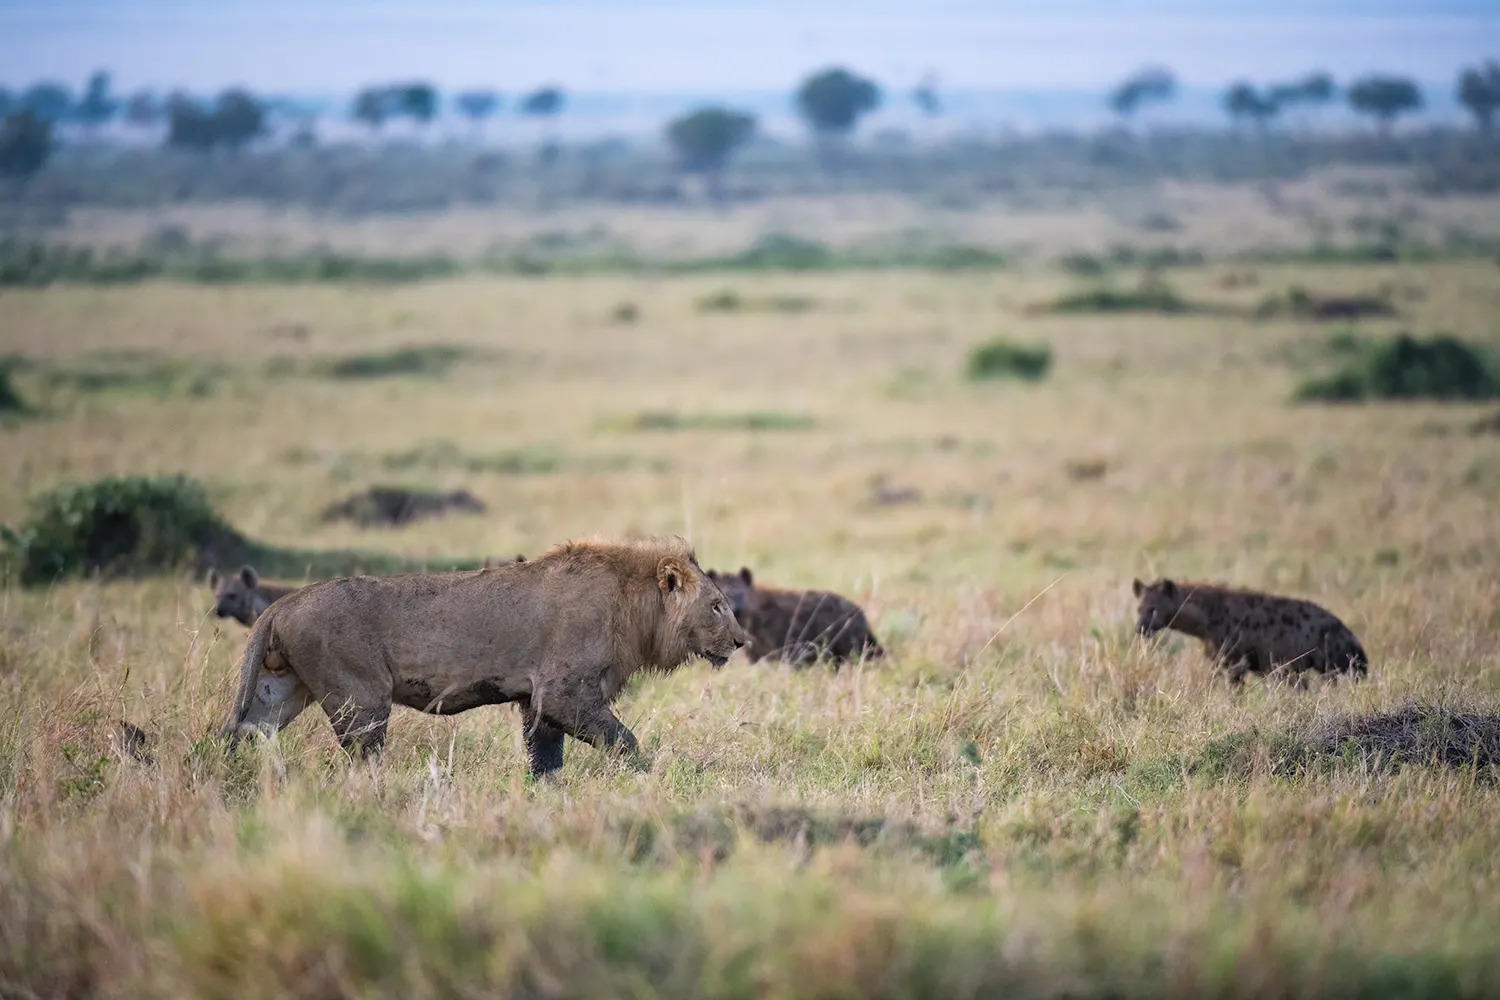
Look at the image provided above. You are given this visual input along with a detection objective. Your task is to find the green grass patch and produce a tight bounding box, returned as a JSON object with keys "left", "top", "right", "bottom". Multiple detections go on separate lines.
{"left": 966, "top": 339, "right": 1052, "bottom": 381}
{"left": 15, "top": 352, "right": 228, "bottom": 399}
{"left": 381, "top": 441, "right": 565, "bottom": 476}
{"left": 621, "top": 410, "right": 818, "bottom": 432}
{"left": 1044, "top": 278, "right": 1194, "bottom": 315}
{"left": 695, "top": 288, "right": 818, "bottom": 313}
{"left": 312, "top": 345, "right": 471, "bottom": 380}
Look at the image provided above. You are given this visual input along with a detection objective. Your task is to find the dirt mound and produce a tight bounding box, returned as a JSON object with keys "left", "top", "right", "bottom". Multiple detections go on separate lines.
{"left": 319, "top": 486, "right": 487, "bottom": 528}
{"left": 1307, "top": 704, "right": 1500, "bottom": 771}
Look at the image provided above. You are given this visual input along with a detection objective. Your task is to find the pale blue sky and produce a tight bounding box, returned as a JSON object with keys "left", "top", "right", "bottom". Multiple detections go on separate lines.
{"left": 3, "top": 0, "right": 1497, "bottom": 95}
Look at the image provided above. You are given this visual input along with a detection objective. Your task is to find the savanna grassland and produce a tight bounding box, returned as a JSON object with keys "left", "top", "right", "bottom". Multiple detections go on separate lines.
{"left": 3, "top": 181, "right": 1500, "bottom": 998}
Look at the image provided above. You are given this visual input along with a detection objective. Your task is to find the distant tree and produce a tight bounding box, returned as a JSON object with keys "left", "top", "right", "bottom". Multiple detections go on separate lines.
{"left": 352, "top": 86, "right": 395, "bottom": 133}
{"left": 1273, "top": 71, "right": 1334, "bottom": 109}
{"left": 165, "top": 93, "right": 217, "bottom": 151}
{"left": 73, "top": 70, "right": 118, "bottom": 134}
{"left": 1109, "top": 66, "right": 1177, "bottom": 124}
{"left": 398, "top": 83, "right": 438, "bottom": 127}
{"left": 1269, "top": 71, "right": 1335, "bottom": 132}
{"left": 665, "top": 105, "right": 756, "bottom": 204}
{"left": 796, "top": 67, "right": 881, "bottom": 139}
{"left": 0, "top": 89, "right": 12, "bottom": 118}
{"left": 520, "top": 87, "right": 565, "bottom": 161}
{"left": 124, "top": 90, "right": 163, "bottom": 129}
{"left": 912, "top": 72, "right": 941, "bottom": 117}
{"left": 1457, "top": 61, "right": 1500, "bottom": 135}
{"left": 520, "top": 86, "right": 565, "bottom": 118}
{"left": 163, "top": 89, "right": 264, "bottom": 153}
{"left": 1223, "top": 81, "right": 1279, "bottom": 133}
{"left": 213, "top": 89, "right": 266, "bottom": 150}
{"left": 456, "top": 89, "right": 500, "bottom": 135}
{"left": 19, "top": 82, "right": 73, "bottom": 123}
{"left": 0, "top": 111, "right": 54, "bottom": 180}
{"left": 1347, "top": 75, "right": 1422, "bottom": 136}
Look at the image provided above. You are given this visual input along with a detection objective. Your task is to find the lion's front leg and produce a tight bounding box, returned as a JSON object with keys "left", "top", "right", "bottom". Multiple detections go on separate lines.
{"left": 559, "top": 703, "right": 639, "bottom": 758}
{"left": 538, "top": 694, "right": 640, "bottom": 762}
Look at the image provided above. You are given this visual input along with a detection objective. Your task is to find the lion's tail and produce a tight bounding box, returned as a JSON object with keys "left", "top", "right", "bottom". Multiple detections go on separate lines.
{"left": 221, "top": 612, "right": 273, "bottom": 740}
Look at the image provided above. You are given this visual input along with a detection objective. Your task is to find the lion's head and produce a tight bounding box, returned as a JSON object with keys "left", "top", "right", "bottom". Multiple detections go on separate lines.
{"left": 208, "top": 565, "right": 267, "bottom": 626}
{"left": 659, "top": 556, "right": 748, "bottom": 668}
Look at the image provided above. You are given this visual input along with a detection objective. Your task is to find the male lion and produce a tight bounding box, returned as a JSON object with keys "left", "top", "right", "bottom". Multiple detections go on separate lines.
{"left": 221, "top": 536, "right": 747, "bottom": 776}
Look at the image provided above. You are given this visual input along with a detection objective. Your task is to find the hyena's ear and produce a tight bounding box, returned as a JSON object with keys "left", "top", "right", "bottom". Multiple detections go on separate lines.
{"left": 239, "top": 566, "right": 260, "bottom": 588}
{"left": 1161, "top": 579, "right": 1178, "bottom": 599}
{"left": 738, "top": 567, "right": 754, "bottom": 586}
{"left": 208, "top": 568, "right": 222, "bottom": 589}
{"left": 1132, "top": 578, "right": 1144, "bottom": 598}
{"left": 658, "top": 557, "right": 694, "bottom": 594}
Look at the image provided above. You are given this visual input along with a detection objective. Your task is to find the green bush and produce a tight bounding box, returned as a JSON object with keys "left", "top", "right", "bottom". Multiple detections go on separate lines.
{"left": 1295, "top": 333, "right": 1500, "bottom": 403}
{"left": 0, "top": 475, "right": 234, "bottom": 585}
{"left": 966, "top": 339, "right": 1053, "bottom": 381}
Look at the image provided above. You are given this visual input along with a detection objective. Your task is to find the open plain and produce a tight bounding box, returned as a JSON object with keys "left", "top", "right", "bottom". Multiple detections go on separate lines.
{"left": 3, "top": 182, "right": 1500, "bottom": 997}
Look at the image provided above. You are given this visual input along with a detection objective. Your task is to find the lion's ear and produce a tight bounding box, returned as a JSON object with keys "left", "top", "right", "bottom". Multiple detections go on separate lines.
{"left": 739, "top": 567, "right": 753, "bottom": 586}
{"left": 208, "top": 569, "right": 221, "bottom": 589}
{"left": 658, "top": 557, "right": 693, "bottom": 594}
{"left": 516, "top": 553, "right": 526, "bottom": 563}
{"left": 1132, "top": 578, "right": 1144, "bottom": 598}
{"left": 240, "top": 566, "right": 260, "bottom": 588}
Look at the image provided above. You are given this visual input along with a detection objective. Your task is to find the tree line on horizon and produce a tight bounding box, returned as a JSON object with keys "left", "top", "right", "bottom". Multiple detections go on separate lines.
{"left": 2, "top": 62, "right": 1498, "bottom": 188}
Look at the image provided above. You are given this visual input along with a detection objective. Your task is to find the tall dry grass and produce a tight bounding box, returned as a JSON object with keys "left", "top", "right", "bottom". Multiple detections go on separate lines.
{"left": 1, "top": 242, "right": 1499, "bottom": 996}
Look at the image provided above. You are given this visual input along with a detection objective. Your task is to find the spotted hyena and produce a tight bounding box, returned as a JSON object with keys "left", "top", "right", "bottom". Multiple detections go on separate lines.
{"left": 208, "top": 566, "right": 299, "bottom": 627}
{"left": 1132, "top": 577, "right": 1368, "bottom": 685}
{"left": 706, "top": 567, "right": 883, "bottom": 667}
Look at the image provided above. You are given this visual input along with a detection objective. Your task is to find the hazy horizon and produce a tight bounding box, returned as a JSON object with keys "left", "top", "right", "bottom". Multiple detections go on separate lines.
{"left": 4, "top": 0, "right": 1497, "bottom": 97}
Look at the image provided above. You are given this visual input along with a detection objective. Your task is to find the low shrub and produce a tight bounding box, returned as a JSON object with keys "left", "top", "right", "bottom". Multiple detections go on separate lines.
{"left": 0, "top": 368, "right": 24, "bottom": 412}
{"left": 1295, "top": 333, "right": 1500, "bottom": 403}
{"left": 966, "top": 339, "right": 1052, "bottom": 382}
{"left": 0, "top": 475, "right": 237, "bottom": 585}
{"left": 697, "top": 289, "right": 743, "bottom": 312}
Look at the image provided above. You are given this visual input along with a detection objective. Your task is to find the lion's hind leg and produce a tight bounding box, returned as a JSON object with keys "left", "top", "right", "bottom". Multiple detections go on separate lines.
{"left": 325, "top": 699, "right": 392, "bottom": 757}
{"left": 520, "top": 700, "right": 565, "bottom": 777}
{"left": 236, "top": 669, "right": 315, "bottom": 742}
